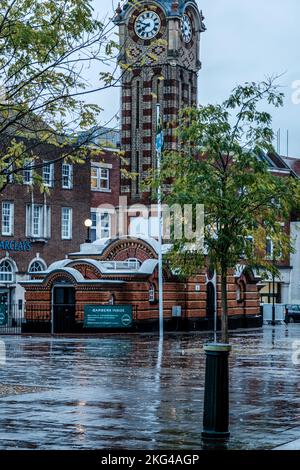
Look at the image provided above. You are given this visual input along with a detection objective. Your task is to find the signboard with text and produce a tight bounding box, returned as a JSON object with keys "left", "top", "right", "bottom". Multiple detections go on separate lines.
{"left": 0, "top": 240, "right": 32, "bottom": 252}
{"left": 84, "top": 305, "right": 133, "bottom": 329}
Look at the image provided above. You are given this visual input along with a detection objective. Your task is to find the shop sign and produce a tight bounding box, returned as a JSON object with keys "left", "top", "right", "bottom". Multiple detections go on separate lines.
{"left": 84, "top": 305, "right": 133, "bottom": 329}
{"left": 0, "top": 240, "right": 32, "bottom": 252}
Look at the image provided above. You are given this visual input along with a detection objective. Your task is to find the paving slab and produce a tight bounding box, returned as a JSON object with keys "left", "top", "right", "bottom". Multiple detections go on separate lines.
{"left": 0, "top": 325, "right": 300, "bottom": 449}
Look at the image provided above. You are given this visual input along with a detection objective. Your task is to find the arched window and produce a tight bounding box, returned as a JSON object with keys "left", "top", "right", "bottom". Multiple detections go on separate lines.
{"left": 0, "top": 260, "right": 14, "bottom": 283}
{"left": 149, "top": 284, "right": 156, "bottom": 303}
{"left": 29, "top": 260, "right": 46, "bottom": 273}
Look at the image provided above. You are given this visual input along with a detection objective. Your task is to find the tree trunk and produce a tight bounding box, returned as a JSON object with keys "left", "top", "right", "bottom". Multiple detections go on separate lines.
{"left": 221, "top": 267, "right": 229, "bottom": 344}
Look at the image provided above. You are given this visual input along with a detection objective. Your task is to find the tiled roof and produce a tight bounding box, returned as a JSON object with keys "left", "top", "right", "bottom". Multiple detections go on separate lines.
{"left": 283, "top": 157, "right": 300, "bottom": 177}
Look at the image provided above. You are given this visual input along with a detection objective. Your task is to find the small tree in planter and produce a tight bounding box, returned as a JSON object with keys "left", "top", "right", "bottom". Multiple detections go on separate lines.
{"left": 147, "top": 78, "right": 300, "bottom": 439}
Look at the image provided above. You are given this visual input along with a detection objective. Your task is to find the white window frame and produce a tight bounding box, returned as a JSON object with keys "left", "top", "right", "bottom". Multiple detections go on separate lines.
{"left": 29, "top": 260, "right": 46, "bottom": 273}
{"left": 0, "top": 260, "right": 14, "bottom": 283}
{"left": 62, "top": 162, "right": 73, "bottom": 189}
{"left": 2, "top": 202, "right": 14, "bottom": 236}
{"left": 26, "top": 204, "right": 51, "bottom": 239}
{"left": 42, "top": 162, "right": 54, "bottom": 187}
{"left": 149, "top": 284, "right": 156, "bottom": 303}
{"left": 241, "top": 235, "right": 254, "bottom": 259}
{"left": 3, "top": 159, "right": 14, "bottom": 184}
{"left": 91, "top": 211, "right": 97, "bottom": 242}
{"left": 90, "top": 210, "right": 111, "bottom": 241}
{"left": 23, "top": 160, "right": 33, "bottom": 185}
{"left": 61, "top": 207, "right": 72, "bottom": 240}
{"left": 33, "top": 205, "right": 42, "bottom": 237}
{"left": 266, "top": 237, "right": 274, "bottom": 260}
{"left": 91, "top": 165, "right": 110, "bottom": 192}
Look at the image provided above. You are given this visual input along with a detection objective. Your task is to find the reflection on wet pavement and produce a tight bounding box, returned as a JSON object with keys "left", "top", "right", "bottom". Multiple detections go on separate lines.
{"left": 0, "top": 325, "right": 300, "bottom": 450}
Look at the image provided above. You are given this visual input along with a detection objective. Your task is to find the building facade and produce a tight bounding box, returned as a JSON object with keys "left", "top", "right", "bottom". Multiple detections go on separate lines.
{"left": 8, "top": 1, "right": 295, "bottom": 332}
{"left": 21, "top": 237, "right": 261, "bottom": 333}
{"left": 274, "top": 156, "right": 300, "bottom": 306}
{"left": 0, "top": 140, "right": 120, "bottom": 324}
{"left": 19, "top": 1, "right": 262, "bottom": 332}
{"left": 256, "top": 153, "right": 300, "bottom": 307}
{"left": 115, "top": 0, "right": 205, "bottom": 202}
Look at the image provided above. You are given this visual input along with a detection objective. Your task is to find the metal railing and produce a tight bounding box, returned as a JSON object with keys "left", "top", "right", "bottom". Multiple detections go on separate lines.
{"left": 100, "top": 260, "right": 141, "bottom": 271}
{"left": 0, "top": 303, "right": 24, "bottom": 334}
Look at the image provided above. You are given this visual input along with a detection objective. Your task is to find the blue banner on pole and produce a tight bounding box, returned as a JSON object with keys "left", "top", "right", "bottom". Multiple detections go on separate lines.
{"left": 156, "top": 108, "right": 164, "bottom": 153}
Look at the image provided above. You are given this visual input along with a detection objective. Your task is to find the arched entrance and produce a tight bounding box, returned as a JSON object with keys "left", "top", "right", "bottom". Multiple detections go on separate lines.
{"left": 52, "top": 283, "right": 76, "bottom": 333}
{"left": 206, "top": 282, "right": 216, "bottom": 320}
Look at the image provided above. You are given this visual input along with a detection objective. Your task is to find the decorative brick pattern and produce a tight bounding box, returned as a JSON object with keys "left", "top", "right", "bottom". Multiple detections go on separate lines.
{"left": 23, "top": 238, "right": 260, "bottom": 327}
{"left": 118, "top": 3, "right": 203, "bottom": 202}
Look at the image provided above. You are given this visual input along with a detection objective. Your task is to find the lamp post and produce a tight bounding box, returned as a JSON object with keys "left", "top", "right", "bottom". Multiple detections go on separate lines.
{"left": 84, "top": 218, "right": 92, "bottom": 243}
{"left": 156, "top": 103, "right": 164, "bottom": 338}
{"left": 271, "top": 251, "right": 276, "bottom": 326}
{"left": 271, "top": 271, "right": 276, "bottom": 326}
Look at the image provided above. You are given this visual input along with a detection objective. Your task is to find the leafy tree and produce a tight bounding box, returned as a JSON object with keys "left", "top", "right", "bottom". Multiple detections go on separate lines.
{"left": 148, "top": 78, "right": 300, "bottom": 343}
{"left": 0, "top": 0, "right": 125, "bottom": 191}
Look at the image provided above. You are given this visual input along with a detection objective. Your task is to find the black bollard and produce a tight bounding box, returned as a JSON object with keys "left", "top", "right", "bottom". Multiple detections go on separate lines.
{"left": 202, "top": 343, "right": 231, "bottom": 441}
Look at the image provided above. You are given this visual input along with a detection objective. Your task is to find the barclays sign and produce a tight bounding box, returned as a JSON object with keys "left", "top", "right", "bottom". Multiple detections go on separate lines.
{"left": 0, "top": 240, "right": 32, "bottom": 252}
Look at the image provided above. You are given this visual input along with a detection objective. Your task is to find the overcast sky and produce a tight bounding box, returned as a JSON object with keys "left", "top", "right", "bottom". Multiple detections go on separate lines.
{"left": 90, "top": 0, "right": 300, "bottom": 157}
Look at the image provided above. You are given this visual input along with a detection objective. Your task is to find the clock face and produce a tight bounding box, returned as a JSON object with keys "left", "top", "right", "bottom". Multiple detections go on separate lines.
{"left": 134, "top": 11, "right": 161, "bottom": 40}
{"left": 181, "top": 14, "right": 193, "bottom": 43}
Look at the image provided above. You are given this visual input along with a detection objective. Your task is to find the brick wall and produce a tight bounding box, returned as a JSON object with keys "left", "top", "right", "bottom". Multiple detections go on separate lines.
{"left": 90, "top": 149, "right": 120, "bottom": 209}
{"left": 23, "top": 238, "right": 261, "bottom": 330}
{"left": 0, "top": 145, "right": 121, "bottom": 275}
{"left": 0, "top": 143, "right": 90, "bottom": 273}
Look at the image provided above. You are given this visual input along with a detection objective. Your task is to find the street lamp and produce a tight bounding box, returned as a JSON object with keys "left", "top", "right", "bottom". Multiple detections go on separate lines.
{"left": 271, "top": 270, "right": 276, "bottom": 326}
{"left": 271, "top": 249, "right": 277, "bottom": 326}
{"left": 84, "top": 218, "right": 92, "bottom": 243}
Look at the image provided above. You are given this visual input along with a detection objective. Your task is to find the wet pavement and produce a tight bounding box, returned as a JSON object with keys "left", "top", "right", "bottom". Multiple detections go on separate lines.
{"left": 0, "top": 325, "right": 300, "bottom": 450}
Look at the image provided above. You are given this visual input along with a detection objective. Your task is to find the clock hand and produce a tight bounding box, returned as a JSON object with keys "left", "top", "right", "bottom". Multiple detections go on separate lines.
{"left": 139, "top": 21, "right": 149, "bottom": 29}
{"left": 142, "top": 21, "right": 151, "bottom": 29}
{"left": 139, "top": 22, "right": 152, "bottom": 34}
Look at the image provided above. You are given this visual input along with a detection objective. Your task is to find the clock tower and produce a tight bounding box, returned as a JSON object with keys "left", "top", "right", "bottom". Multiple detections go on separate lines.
{"left": 114, "top": 1, "right": 205, "bottom": 201}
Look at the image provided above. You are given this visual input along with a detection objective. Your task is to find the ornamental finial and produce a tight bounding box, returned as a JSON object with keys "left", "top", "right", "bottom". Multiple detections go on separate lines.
{"left": 171, "top": 1, "right": 179, "bottom": 13}
{"left": 116, "top": 2, "right": 122, "bottom": 15}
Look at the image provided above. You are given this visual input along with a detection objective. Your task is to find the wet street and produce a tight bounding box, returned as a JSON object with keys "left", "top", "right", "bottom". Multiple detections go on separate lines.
{"left": 0, "top": 325, "right": 300, "bottom": 450}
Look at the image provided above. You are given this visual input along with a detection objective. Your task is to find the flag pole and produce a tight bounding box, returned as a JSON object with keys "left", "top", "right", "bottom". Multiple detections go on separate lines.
{"left": 156, "top": 103, "right": 164, "bottom": 337}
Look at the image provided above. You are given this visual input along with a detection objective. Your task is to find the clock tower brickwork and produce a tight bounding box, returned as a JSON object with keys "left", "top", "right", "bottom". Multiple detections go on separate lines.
{"left": 114, "top": 0, "right": 206, "bottom": 202}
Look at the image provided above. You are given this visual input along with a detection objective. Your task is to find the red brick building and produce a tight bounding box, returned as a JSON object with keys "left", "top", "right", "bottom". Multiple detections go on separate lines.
{"left": 16, "top": 1, "right": 263, "bottom": 333}
{"left": 0, "top": 138, "right": 120, "bottom": 323}
{"left": 4, "top": 1, "right": 270, "bottom": 333}
{"left": 21, "top": 237, "right": 261, "bottom": 333}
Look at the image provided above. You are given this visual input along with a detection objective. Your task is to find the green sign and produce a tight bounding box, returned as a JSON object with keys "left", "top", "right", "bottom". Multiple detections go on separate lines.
{"left": 84, "top": 305, "right": 133, "bottom": 329}
{"left": 0, "top": 304, "right": 8, "bottom": 326}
